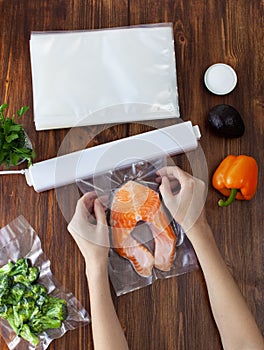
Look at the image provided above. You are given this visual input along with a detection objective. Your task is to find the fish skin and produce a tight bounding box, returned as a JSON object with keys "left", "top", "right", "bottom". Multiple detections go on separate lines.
{"left": 110, "top": 181, "right": 176, "bottom": 277}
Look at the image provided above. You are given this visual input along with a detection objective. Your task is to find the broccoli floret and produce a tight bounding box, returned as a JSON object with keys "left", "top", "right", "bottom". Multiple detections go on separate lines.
{"left": 0, "top": 259, "right": 31, "bottom": 279}
{"left": 0, "top": 274, "right": 12, "bottom": 298}
{"left": 11, "top": 298, "right": 40, "bottom": 335}
{"left": 35, "top": 294, "right": 47, "bottom": 308}
{"left": 0, "top": 274, "right": 12, "bottom": 287}
{"left": 3, "top": 283, "right": 26, "bottom": 306}
{"left": 19, "top": 324, "right": 39, "bottom": 346}
{"left": 7, "top": 313, "right": 19, "bottom": 334}
{"left": 20, "top": 297, "right": 38, "bottom": 320}
{"left": 13, "top": 274, "right": 31, "bottom": 287}
{"left": 12, "top": 267, "right": 38, "bottom": 287}
{"left": 0, "top": 304, "right": 12, "bottom": 319}
{"left": 31, "top": 283, "right": 47, "bottom": 298}
{"left": 24, "top": 283, "right": 48, "bottom": 308}
{"left": 28, "top": 267, "right": 39, "bottom": 282}
{"left": 0, "top": 261, "right": 15, "bottom": 276}
{"left": 43, "top": 296, "right": 66, "bottom": 307}
{"left": 9, "top": 258, "right": 29, "bottom": 277}
{"left": 13, "top": 304, "right": 24, "bottom": 329}
{"left": 43, "top": 297, "right": 67, "bottom": 321}
{"left": 29, "top": 314, "right": 62, "bottom": 334}
{"left": 0, "top": 305, "right": 8, "bottom": 317}
{"left": 30, "top": 296, "right": 67, "bottom": 334}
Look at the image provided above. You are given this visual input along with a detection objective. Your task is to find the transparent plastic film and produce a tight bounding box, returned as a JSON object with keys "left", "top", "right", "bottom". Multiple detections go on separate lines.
{"left": 0, "top": 216, "right": 89, "bottom": 350}
{"left": 77, "top": 158, "right": 198, "bottom": 296}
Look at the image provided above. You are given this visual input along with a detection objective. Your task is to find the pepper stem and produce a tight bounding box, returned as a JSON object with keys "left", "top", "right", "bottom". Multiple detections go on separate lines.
{"left": 218, "top": 188, "right": 238, "bottom": 207}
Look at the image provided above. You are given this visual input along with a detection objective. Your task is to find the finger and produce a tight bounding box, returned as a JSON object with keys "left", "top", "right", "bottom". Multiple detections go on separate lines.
{"left": 157, "top": 166, "right": 193, "bottom": 183}
{"left": 94, "top": 198, "right": 107, "bottom": 226}
{"left": 158, "top": 172, "right": 180, "bottom": 183}
{"left": 156, "top": 166, "right": 176, "bottom": 176}
{"left": 169, "top": 178, "right": 181, "bottom": 194}
{"left": 157, "top": 173, "right": 181, "bottom": 194}
{"left": 82, "top": 191, "right": 98, "bottom": 213}
{"left": 159, "top": 176, "right": 173, "bottom": 198}
{"left": 156, "top": 175, "right": 162, "bottom": 184}
{"left": 74, "top": 194, "right": 97, "bottom": 224}
{"left": 98, "top": 194, "right": 110, "bottom": 210}
{"left": 156, "top": 166, "right": 181, "bottom": 177}
{"left": 67, "top": 221, "right": 75, "bottom": 236}
{"left": 156, "top": 173, "right": 179, "bottom": 183}
{"left": 74, "top": 196, "right": 87, "bottom": 216}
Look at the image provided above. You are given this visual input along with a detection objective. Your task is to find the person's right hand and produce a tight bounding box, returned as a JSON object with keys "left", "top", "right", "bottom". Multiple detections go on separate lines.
{"left": 67, "top": 192, "right": 109, "bottom": 272}
{"left": 156, "top": 166, "right": 207, "bottom": 233}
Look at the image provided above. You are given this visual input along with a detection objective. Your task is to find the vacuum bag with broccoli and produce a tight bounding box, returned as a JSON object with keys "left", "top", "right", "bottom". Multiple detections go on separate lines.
{"left": 0, "top": 216, "right": 89, "bottom": 350}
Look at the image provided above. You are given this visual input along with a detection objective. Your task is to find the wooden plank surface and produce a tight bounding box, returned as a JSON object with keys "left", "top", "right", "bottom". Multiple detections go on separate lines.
{"left": 0, "top": 1, "right": 263, "bottom": 349}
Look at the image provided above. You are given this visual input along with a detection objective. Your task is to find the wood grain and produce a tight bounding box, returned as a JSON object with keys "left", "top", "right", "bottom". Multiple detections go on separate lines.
{"left": 0, "top": 1, "right": 263, "bottom": 349}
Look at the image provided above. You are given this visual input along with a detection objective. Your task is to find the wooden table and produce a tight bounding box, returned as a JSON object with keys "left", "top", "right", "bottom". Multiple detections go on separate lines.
{"left": 0, "top": 1, "right": 263, "bottom": 349}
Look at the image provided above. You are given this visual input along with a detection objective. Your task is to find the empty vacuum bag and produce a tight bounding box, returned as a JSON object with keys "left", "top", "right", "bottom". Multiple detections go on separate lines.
{"left": 30, "top": 23, "right": 179, "bottom": 130}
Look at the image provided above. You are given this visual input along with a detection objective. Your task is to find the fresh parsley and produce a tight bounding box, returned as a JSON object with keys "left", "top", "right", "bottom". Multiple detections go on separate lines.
{"left": 0, "top": 104, "right": 36, "bottom": 168}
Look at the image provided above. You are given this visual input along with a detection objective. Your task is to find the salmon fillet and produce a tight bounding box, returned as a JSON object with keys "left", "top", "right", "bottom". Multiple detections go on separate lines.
{"left": 110, "top": 181, "right": 176, "bottom": 277}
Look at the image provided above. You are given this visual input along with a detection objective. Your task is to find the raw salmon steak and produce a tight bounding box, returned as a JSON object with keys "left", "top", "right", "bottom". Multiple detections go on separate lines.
{"left": 110, "top": 181, "right": 176, "bottom": 277}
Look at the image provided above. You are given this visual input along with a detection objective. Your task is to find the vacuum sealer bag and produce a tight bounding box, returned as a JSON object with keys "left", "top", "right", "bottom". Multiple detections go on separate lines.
{"left": 30, "top": 23, "right": 179, "bottom": 130}
{"left": 77, "top": 157, "right": 198, "bottom": 296}
{"left": 0, "top": 216, "right": 89, "bottom": 350}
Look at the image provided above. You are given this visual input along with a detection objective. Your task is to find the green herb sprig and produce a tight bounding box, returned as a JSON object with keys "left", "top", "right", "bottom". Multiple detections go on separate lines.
{"left": 0, "top": 104, "right": 36, "bottom": 168}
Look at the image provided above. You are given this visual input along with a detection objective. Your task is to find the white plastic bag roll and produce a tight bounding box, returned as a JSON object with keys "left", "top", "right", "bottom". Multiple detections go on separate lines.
{"left": 24, "top": 121, "right": 201, "bottom": 192}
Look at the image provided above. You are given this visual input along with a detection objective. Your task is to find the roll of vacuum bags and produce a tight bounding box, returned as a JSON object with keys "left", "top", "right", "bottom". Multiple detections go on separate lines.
{"left": 24, "top": 121, "right": 201, "bottom": 192}
{"left": 30, "top": 23, "right": 180, "bottom": 130}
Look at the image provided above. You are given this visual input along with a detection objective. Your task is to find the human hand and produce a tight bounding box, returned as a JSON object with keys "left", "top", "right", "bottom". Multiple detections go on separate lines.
{"left": 67, "top": 192, "right": 109, "bottom": 272}
{"left": 156, "top": 166, "right": 207, "bottom": 233}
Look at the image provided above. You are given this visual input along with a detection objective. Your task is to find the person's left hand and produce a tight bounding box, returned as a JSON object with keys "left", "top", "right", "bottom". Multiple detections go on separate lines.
{"left": 67, "top": 192, "right": 109, "bottom": 271}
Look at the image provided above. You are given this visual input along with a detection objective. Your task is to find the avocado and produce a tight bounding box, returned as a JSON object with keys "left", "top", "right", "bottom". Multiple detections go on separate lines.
{"left": 208, "top": 104, "right": 245, "bottom": 138}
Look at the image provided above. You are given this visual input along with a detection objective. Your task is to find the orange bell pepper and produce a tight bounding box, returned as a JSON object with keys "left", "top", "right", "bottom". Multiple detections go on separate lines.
{"left": 212, "top": 155, "right": 258, "bottom": 207}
